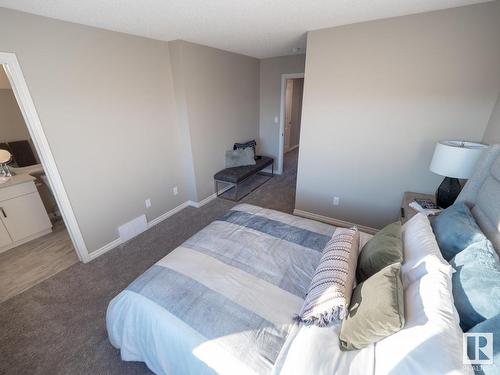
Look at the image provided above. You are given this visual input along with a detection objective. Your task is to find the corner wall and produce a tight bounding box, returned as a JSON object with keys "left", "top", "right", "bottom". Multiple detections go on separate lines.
{"left": 0, "top": 8, "right": 189, "bottom": 253}
{"left": 296, "top": 2, "right": 500, "bottom": 229}
{"left": 168, "top": 40, "right": 260, "bottom": 201}
{"left": 0, "top": 8, "right": 261, "bottom": 256}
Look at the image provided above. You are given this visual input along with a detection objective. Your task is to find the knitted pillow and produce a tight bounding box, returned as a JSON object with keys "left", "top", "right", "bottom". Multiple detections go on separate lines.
{"left": 295, "top": 227, "right": 359, "bottom": 327}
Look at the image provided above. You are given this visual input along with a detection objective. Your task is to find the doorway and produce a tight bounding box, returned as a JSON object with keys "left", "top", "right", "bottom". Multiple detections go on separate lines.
{"left": 0, "top": 53, "right": 87, "bottom": 302}
{"left": 279, "top": 73, "right": 304, "bottom": 174}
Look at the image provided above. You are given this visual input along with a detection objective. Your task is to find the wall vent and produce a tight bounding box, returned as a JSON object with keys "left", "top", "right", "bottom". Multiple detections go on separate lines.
{"left": 118, "top": 214, "right": 148, "bottom": 243}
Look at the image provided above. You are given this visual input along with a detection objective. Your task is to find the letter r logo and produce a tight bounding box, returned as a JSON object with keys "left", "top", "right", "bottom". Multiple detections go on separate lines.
{"left": 464, "top": 333, "right": 493, "bottom": 365}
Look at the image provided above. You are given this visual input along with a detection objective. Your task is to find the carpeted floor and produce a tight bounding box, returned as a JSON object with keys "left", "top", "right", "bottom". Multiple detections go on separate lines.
{"left": 0, "top": 149, "right": 299, "bottom": 375}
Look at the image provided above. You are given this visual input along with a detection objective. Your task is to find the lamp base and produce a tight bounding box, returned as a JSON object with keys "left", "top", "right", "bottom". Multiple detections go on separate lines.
{"left": 436, "top": 177, "right": 461, "bottom": 209}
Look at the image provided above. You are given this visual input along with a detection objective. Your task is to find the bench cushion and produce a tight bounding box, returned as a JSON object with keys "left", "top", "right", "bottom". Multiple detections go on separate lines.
{"left": 214, "top": 156, "right": 273, "bottom": 184}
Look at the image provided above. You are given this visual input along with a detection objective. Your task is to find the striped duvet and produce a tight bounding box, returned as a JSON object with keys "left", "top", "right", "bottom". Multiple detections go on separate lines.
{"left": 106, "top": 204, "right": 373, "bottom": 375}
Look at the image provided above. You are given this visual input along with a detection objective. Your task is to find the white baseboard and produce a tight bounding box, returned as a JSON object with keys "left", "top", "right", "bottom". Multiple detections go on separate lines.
{"left": 87, "top": 203, "right": 379, "bottom": 262}
{"left": 188, "top": 193, "right": 216, "bottom": 208}
{"left": 293, "top": 209, "right": 378, "bottom": 234}
{"left": 190, "top": 184, "right": 235, "bottom": 208}
{"left": 87, "top": 190, "right": 233, "bottom": 261}
{"left": 148, "top": 201, "right": 191, "bottom": 228}
{"left": 87, "top": 237, "right": 122, "bottom": 261}
{"left": 87, "top": 200, "right": 192, "bottom": 261}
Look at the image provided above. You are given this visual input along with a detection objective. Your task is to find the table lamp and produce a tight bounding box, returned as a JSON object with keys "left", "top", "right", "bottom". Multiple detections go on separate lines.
{"left": 429, "top": 141, "right": 487, "bottom": 208}
{"left": 0, "top": 149, "right": 13, "bottom": 177}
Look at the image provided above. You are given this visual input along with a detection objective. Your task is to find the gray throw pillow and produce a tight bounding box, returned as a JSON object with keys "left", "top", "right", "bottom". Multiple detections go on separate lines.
{"left": 226, "top": 147, "right": 255, "bottom": 168}
{"left": 339, "top": 263, "right": 405, "bottom": 351}
{"left": 225, "top": 148, "right": 256, "bottom": 168}
{"left": 356, "top": 222, "right": 402, "bottom": 282}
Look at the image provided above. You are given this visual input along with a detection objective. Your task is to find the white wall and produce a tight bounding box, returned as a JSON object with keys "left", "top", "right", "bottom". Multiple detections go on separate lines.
{"left": 169, "top": 40, "right": 260, "bottom": 201}
{"left": 0, "top": 8, "right": 189, "bottom": 253}
{"left": 483, "top": 93, "right": 500, "bottom": 145}
{"left": 296, "top": 2, "right": 500, "bottom": 229}
{"left": 259, "top": 55, "right": 305, "bottom": 163}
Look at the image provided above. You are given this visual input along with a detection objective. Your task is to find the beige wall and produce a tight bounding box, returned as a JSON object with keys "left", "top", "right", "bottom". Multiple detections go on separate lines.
{"left": 482, "top": 93, "right": 500, "bottom": 145}
{"left": 296, "top": 2, "right": 500, "bottom": 229}
{"left": 0, "top": 65, "right": 40, "bottom": 162}
{"left": 168, "top": 40, "right": 260, "bottom": 201}
{"left": 0, "top": 88, "right": 32, "bottom": 143}
{"left": 289, "top": 78, "right": 304, "bottom": 148}
{"left": 0, "top": 8, "right": 189, "bottom": 253}
{"left": 0, "top": 66, "right": 10, "bottom": 88}
{"left": 259, "top": 55, "right": 305, "bottom": 163}
{"left": 3, "top": 3, "right": 498, "bottom": 255}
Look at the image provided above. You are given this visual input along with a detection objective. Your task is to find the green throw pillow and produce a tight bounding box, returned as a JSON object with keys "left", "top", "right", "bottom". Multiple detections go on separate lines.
{"left": 356, "top": 222, "right": 402, "bottom": 282}
{"left": 339, "top": 263, "right": 405, "bottom": 351}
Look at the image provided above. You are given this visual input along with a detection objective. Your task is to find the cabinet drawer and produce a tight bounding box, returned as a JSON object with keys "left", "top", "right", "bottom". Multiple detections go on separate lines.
{"left": 0, "top": 181, "right": 37, "bottom": 202}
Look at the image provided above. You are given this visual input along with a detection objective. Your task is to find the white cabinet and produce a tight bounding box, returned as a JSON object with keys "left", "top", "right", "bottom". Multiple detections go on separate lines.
{"left": 0, "top": 220, "right": 12, "bottom": 248}
{"left": 0, "top": 175, "right": 52, "bottom": 254}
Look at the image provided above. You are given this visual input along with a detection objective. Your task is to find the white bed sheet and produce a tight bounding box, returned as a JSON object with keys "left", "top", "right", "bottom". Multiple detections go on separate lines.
{"left": 107, "top": 204, "right": 375, "bottom": 375}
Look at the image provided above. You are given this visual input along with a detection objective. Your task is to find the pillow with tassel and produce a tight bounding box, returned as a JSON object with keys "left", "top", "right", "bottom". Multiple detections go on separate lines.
{"left": 295, "top": 226, "right": 359, "bottom": 327}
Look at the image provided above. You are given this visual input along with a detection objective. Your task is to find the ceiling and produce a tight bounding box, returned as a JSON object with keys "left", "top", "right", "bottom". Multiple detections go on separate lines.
{"left": 0, "top": 65, "right": 11, "bottom": 89}
{"left": 0, "top": 0, "right": 491, "bottom": 58}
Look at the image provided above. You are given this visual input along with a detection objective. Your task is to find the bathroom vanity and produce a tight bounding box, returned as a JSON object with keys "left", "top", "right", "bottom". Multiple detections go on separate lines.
{"left": 0, "top": 174, "right": 52, "bottom": 254}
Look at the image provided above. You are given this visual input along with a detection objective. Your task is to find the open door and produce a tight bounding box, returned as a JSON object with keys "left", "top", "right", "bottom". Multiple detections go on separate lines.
{"left": 284, "top": 79, "right": 293, "bottom": 152}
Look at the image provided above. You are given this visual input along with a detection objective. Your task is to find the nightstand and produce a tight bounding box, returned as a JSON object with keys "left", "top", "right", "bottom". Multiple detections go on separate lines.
{"left": 401, "top": 191, "right": 436, "bottom": 224}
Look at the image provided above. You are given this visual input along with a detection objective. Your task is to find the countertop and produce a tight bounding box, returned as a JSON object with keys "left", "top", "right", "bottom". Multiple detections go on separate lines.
{"left": 0, "top": 174, "right": 36, "bottom": 189}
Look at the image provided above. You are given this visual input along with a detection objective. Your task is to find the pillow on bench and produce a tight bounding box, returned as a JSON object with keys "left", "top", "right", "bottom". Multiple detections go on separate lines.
{"left": 225, "top": 148, "right": 256, "bottom": 168}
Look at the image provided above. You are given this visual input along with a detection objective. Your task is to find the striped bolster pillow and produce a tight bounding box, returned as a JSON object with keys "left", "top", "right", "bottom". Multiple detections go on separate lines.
{"left": 295, "top": 226, "right": 359, "bottom": 327}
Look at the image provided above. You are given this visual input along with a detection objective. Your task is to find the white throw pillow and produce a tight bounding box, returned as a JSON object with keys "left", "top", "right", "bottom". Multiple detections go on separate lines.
{"left": 296, "top": 227, "right": 359, "bottom": 326}
{"left": 375, "top": 271, "right": 473, "bottom": 375}
{"left": 401, "top": 213, "right": 453, "bottom": 288}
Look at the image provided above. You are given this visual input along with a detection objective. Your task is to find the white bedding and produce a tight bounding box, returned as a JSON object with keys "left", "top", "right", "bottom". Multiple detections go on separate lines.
{"left": 108, "top": 286, "right": 375, "bottom": 375}
{"left": 108, "top": 205, "right": 469, "bottom": 375}
{"left": 107, "top": 204, "right": 374, "bottom": 375}
{"left": 279, "top": 324, "right": 374, "bottom": 375}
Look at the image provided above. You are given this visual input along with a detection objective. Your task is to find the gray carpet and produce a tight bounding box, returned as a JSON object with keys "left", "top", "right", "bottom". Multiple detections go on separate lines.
{"left": 0, "top": 149, "right": 298, "bottom": 375}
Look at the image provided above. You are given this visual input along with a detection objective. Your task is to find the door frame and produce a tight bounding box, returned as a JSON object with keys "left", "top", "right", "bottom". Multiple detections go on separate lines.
{"left": 278, "top": 73, "right": 304, "bottom": 174}
{"left": 0, "top": 52, "right": 89, "bottom": 262}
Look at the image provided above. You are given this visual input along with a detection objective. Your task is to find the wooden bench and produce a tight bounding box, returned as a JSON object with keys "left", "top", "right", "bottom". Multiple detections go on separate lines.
{"left": 214, "top": 156, "right": 274, "bottom": 201}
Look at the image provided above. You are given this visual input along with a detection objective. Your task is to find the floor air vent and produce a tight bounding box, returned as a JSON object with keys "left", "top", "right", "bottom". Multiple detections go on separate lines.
{"left": 118, "top": 215, "right": 148, "bottom": 243}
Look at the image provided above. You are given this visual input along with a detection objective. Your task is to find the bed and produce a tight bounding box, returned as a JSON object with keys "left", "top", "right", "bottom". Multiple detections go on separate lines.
{"left": 107, "top": 204, "right": 374, "bottom": 374}
{"left": 107, "top": 145, "right": 500, "bottom": 375}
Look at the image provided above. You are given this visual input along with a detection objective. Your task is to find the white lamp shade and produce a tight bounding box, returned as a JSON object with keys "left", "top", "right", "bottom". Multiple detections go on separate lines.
{"left": 429, "top": 141, "right": 487, "bottom": 179}
{"left": 0, "top": 149, "right": 11, "bottom": 164}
